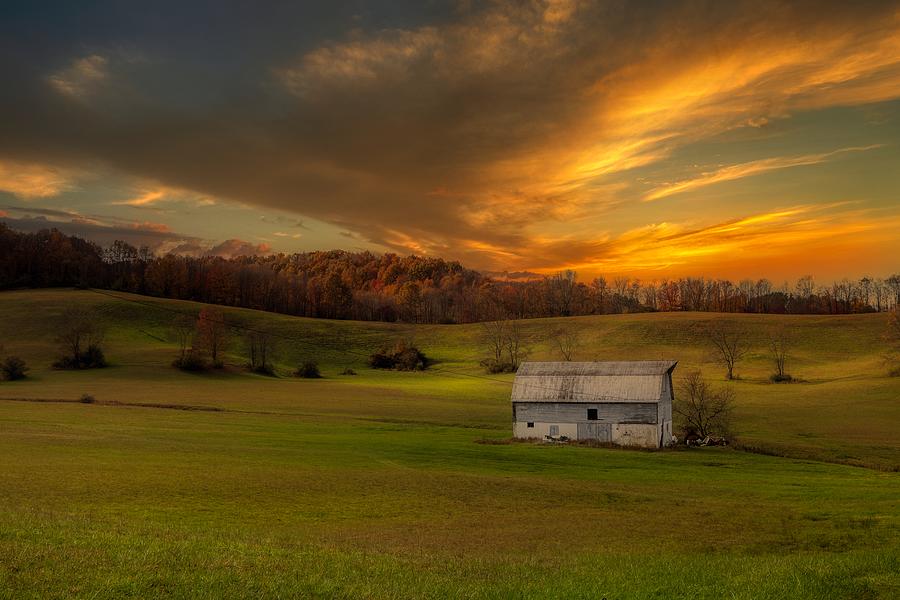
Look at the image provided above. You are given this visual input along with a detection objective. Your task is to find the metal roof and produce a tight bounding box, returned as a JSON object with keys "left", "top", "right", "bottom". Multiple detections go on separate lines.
{"left": 511, "top": 361, "right": 676, "bottom": 404}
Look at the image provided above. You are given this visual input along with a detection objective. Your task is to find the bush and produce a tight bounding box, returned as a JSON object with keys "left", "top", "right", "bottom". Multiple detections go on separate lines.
{"left": 53, "top": 344, "right": 107, "bottom": 370}
{"left": 250, "top": 363, "right": 276, "bottom": 376}
{"left": 479, "top": 358, "right": 517, "bottom": 374}
{"left": 172, "top": 352, "right": 208, "bottom": 372}
{"left": 82, "top": 345, "right": 107, "bottom": 368}
{"left": 79, "top": 393, "right": 95, "bottom": 404}
{"left": 339, "top": 368, "right": 357, "bottom": 376}
{"left": 1, "top": 356, "right": 28, "bottom": 380}
{"left": 769, "top": 373, "right": 793, "bottom": 383}
{"left": 368, "top": 342, "right": 428, "bottom": 371}
{"left": 294, "top": 361, "right": 321, "bottom": 378}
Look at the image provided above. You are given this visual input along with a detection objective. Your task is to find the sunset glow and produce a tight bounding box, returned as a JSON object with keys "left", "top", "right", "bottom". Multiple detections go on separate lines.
{"left": 0, "top": 1, "right": 898, "bottom": 281}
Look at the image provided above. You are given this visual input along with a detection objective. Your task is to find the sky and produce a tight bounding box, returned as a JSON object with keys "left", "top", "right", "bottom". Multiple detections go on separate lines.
{"left": 0, "top": 0, "right": 898, "bottom": 280}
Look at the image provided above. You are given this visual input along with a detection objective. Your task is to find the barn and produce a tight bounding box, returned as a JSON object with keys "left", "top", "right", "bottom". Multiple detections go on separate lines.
{"left": 511, "top": 361, "right": 677, "bottom": 448}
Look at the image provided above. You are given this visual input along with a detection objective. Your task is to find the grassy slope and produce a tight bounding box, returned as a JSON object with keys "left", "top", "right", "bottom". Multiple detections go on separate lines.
{"left": 0, "top": 289, "right": 899, "bottom": 598}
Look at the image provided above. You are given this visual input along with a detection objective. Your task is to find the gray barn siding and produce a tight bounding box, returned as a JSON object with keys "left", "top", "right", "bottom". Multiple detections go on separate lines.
{"left": 577, "top": 422, "right": 612, "bottom": 441}
{"left": 514, "top": 402, "right": 658, "bottom": 424}
{"left": 657, "top": 375, "right": 673, "bottom": 425}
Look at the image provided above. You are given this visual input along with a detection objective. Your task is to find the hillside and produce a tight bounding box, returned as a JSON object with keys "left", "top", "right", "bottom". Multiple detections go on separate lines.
{"left": 1, "top": 289, "right": 899, "bottom": 598}
{"left": 1, "top": 289, "right": 897, "bottom": 469}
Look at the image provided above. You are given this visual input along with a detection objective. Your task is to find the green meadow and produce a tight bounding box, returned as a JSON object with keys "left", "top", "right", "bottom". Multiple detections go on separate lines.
{"left": 1, "top": 289, "right": 899, "bottom": 598}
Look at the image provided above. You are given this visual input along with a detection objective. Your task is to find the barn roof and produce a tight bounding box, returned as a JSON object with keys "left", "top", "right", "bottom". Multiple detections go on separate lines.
{"left": 511, "top": 361, "right": 676, "bottom": 404}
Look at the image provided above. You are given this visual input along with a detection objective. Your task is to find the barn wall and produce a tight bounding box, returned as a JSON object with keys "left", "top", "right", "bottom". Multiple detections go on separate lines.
{"left": 514, "top": 402, "right": 658, "bottom": 424}
{"left": 514, "top": 421, "right": 578, "bottom": 439}
{"left": 612, "top": 424, "right": 659, "bottom": 447}
{"left": 657, "top": 373, "right": 674, "bottom": 446}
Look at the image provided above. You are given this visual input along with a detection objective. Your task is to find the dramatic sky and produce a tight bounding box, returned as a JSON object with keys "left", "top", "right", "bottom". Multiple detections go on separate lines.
{"left": 1, "top": 1, "right": 899, "bottom": 280}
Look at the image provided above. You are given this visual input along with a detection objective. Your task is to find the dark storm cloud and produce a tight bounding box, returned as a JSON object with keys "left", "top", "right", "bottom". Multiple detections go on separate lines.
{"left": 1, "top": 0, "right": 899, "bottom": 273}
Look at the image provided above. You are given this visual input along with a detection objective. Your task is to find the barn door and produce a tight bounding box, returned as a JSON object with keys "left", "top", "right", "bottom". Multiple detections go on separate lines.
{"left": 577, "top": 423, "right": 611, "bottom": 441}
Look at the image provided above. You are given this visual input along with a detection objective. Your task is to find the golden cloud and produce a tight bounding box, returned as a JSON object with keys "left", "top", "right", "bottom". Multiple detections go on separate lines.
{"left": 0, "top": 159, "right": 80, "bottom": 199}
{"left": 644, "top": 145, "right": 885, "bottom": 202}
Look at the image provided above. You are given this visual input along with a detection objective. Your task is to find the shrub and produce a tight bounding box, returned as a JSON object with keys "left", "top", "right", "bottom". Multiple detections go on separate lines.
{"left": 295, "top": 361, "right": 322, "bottom": 378}
{"left": 479, "top": 358, "right": 517, "bottom": 374}
{"left": 53, "top": 344, "right": 107, "bottom": 370}
{"left": 368, "top": 351, "right": 395, "bottom": 370}
{"left": 1, "top": 356, "right": 28, "bottom": 380}
{"left": 769, "top": 373, "right": 793, "bottom": 383}
{"left": 79, "top": 393, "right": 95, "bottom": 404}
{"left": 82, "top": 345, "right": 107, "bottom": 368}
{"left": 172, "top": 352, "right": 208, "bottom": 372}
{"left": 250, "top": 363, "right": 276, "bottom": 376}
{"left": 368, "top": 342, "right": 428, "bottom": 371}
{"left": 339, "top": 368, "right": 357, "bottom": 376}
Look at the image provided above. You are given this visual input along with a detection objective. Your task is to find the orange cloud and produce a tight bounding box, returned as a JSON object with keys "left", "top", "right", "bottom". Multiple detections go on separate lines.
{"left": 644, "top": 145, "right": 884, "bottom": 202}
{"left": 0, "top": 159, "right": 79, "bottom": 199}
{"left": 524, "top": 204, "right": 900, "bottom": 280}
{"left": 114, "top": 185, "right": 216, "bottom": 207}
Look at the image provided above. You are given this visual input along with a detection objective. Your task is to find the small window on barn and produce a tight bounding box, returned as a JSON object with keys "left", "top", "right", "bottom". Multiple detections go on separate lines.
{"left": 587, "top": 408, "right": 598, "bottom": 420}
{"left": 526, "top": 422, "right": 534, "bottom": 428}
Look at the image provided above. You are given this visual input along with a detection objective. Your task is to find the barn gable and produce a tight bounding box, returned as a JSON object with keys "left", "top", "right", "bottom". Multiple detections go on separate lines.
{"left": 511, "top": 361, "right": 677, "bottom": 404}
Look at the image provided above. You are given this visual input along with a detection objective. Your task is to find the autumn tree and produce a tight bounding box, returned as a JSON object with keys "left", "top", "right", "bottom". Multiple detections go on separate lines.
{"left": 674, "top": 371, "right": 734, "bottom": 439}
{"left": 322, "top": 272, "right": 353, "bottom": 319}
{"left": 195, "top": 306, "right": 229, "bottom": 367}
{"left": 706, "top": 321, "right": 749, "bottom": 380}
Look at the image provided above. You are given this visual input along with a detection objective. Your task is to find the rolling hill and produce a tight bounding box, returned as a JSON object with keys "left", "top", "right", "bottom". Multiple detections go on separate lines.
{"left": 1, "top": 289, "right": 898, "bottom": 598}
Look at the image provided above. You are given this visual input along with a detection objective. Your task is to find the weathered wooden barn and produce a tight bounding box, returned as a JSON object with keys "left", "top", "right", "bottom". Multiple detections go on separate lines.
{"left": 511, "top": 361, "right": 677, "bottom": 448}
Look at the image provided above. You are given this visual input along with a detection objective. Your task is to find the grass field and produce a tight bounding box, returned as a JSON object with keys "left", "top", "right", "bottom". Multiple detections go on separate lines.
{"left": 1, "top": 289, "right": 899, "bottom": 598}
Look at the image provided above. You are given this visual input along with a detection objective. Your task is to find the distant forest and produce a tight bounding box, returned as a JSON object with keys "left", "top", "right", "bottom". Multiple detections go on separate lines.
{"left": 1, "top": 223, "right": 898, "bottom": 323}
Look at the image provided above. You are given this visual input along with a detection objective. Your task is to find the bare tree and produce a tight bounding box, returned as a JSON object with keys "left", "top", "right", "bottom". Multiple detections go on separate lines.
{"left": 504, "top": 318, "right": 528, "bottom": 371}
{"left": 674, "top": 371, "right": 734, "bottom": 438}
{"left": 550, "top": 324, "right": 581, "bottom": 361}
{"left": 54, "top": 305, "right": 106, "bottom": 369}
{"left": 549, "top": 270, "right": 577, "bottom": 316}
{"left": 706, "top": 321, "right": 749, "bottom": 380}
{"left": 768, "top": 325, "right": 793, "bottom": 381}
{"left": 887, "top": 275, "right": 900, "bottom": 309}
{"left": 480, "top": 316, "right": 528, "bottom": 373}
{"left": 195, "top": 306, "right": 229, "bottom": 367}
{"left": 480, "top": 319, "right": 508, "bottom": 369}
{"left": 171, "top": 314, "right": 195, "bottom": 362}
{"left": 246, "top": 327, "right": 277, "bottom": 374}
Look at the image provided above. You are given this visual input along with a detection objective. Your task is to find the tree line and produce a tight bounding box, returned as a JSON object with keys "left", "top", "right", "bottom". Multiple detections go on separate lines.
{"left": 1, "top": 223, "right": 898, "bottom": 324}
